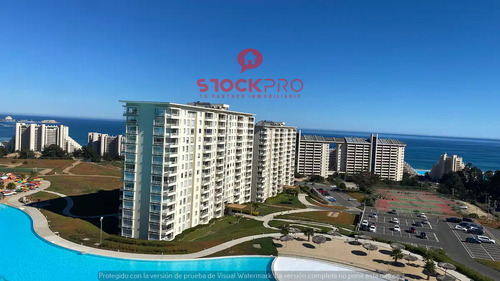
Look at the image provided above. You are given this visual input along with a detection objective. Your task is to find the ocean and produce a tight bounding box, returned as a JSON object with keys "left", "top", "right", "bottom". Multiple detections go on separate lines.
{"left": 1, "top": 114, "right": 499, "bottom": 172}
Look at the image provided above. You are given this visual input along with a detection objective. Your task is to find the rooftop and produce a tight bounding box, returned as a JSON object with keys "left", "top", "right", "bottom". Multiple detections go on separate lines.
{"left": 120, "top": 100, "right": 254, "bottom": 116}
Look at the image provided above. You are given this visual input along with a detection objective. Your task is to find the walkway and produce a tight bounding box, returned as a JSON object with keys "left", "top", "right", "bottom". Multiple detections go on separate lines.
{"left": 62, "top": 160, "right": 81, "bottom": 175}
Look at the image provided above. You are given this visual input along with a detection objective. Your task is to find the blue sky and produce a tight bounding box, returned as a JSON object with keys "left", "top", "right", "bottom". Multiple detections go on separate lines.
{"left": 1, "top": 1, "right": 499, "bottom": 139}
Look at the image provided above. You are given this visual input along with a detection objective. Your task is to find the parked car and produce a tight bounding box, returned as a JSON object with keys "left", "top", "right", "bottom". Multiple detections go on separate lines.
{"left": 468, "top": 228, "right": 484, "bottom": 235}
{"left": 459, "top": 205, "right": 468, "bottom": 209}
{"left": 420, "top": 232, "right": 428, "bottom": 239}
{"left": 446, "top": 217, "right": 462, "bottom": 223}
{"left": 409, "top": 226, "right": 416, "bottom": 233}
{"left": 330, "top": 187, "right": 341, "bottom": 192}
{"left": 459, "top": 222, "right": 470, "bottom": 227}
{"left": 369, "top": 213, "right": 378, "bottom": 218}
{"left": 413, "top": 221, "right": 423, "bottom": 227}
{"left": 319, "top": 190, "right": 328, "bottom": 195}
{"left": 392, "top": 218, "right": 399, "bottom": 224}
{"left": 465, "top": 237, "right": 481, "bottom": 244}
{"left": 369, "top": 225, "right": 376, "bottom": 232}
{"left": 462, "top": 217, "right": 474, "bottom": 222}
{"left": 348, "top": 197, "right": 357, "bottom": 201}
{"left": 418, "top": 213, "right": 427, "bottom": 219}
{"left": 477, "top": 236, "right": 495, "bottom": 244}
{"left": 389, "top": 209, "right": 398, "bottom": 214}
{"left": 361, "top": 220, "right": 369, "bottom": 228}
{"left": 422, "top": 220, "right": 430, "bottom": 225}
{"left": 454, "top": 225, "right": 465, "bottom": 231}
{"left": 393, "top": 225, "right": 401, "bottom": 232}
{"left": 325, "top": 196, "right": 336, "bottom": 202}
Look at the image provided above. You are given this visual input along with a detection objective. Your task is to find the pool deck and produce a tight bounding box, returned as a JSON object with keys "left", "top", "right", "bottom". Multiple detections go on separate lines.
{"left": 276, "top": 236, "right": 469, "bottom": 281}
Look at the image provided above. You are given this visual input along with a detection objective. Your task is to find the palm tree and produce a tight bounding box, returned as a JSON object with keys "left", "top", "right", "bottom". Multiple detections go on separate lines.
{"left": 304, "top": 228, "right": 315, "bottom": 241}
{"left": 251, "top": 202, "right": 260, "bottom": 215}
{"left": 390, "top": 248, "right": 404, "bottom": 264}
{"left": 423, "top": 259, "right": 436, "bottom": 280}
{"left": 280, "top": 223, "right": 290, "bottom": 236}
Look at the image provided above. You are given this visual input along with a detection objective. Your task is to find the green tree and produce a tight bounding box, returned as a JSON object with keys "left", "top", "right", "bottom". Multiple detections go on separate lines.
{"left": 351, "top": 171, "right": 379, "bottom": 193}
{"left": 18, "top": 149, "right": 35, "bottom": 159}
{"left": 251, "top": 202, "right": 260, "bottom": 215}
{"left": 0, "top": 146, "right": 8, "bottom": 158}
{"left": 339, "top": 182, "right": 347, "bottom": 189}
{"left": 72, "top": 148, "right": 83, "bottom": 158}
{"left": 439, "top": 172, "right": 466, "bottom": 198}
{"left": 390, "top": 248, "right": 404, "bottom": 264}
{"left": 423, "top": 259, "right": 436, "bottom": 280}
{"left": 81, "top": 146, "right": 101, "bottom": 162}
{"left": 309, "top": 175, "right": 324, "bottom": 183}
{"left": 0, "top": 181, "right": 4, "bottom": 189}
{"left": 6, "top": 182, "right": 16, "bottom": 190}
{"left": 41, "top": 144, "right": 69, "bottom": 159}
{"left": 280, "top": 224, "right": 290, "bottom": 236}
{"left": 28, "top": 170, "right": 38, "bottom": 181}
{"left": 303, "top": 228, "right": 315, "bottom": 241}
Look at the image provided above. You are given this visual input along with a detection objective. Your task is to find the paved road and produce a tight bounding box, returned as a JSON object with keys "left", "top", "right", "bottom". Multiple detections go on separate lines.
{"left": 301, "top": 182, "right": 362, "bottom": 210}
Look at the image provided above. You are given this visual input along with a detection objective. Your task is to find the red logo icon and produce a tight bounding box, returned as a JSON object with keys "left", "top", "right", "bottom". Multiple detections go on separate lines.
{"left": 237, "top": 49, "right": 263, "bottom": 73}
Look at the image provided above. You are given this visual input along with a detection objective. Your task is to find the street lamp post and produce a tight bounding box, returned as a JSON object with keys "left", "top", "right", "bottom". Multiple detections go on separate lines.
{"left": 100, "top": 216, "right": 103, "bottom": 245}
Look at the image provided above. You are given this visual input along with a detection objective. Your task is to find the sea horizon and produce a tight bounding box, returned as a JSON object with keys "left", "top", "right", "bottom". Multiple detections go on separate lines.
{"left": 2, "top": 112, "right": 499, "bottom": 142}
{"left": 1, "top": 113, "right": 499, "bottom": 172}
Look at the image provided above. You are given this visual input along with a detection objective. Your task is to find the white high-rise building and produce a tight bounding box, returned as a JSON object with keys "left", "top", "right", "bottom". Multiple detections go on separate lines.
{"left": 429, "top": 153, "right": 465, "bottom": 180}
{"left": 12, "top": 122, "right": 81, "bottom": 153}
{"left": 295, "top": 132, "right": 331, "bottom": 177}
{"left": 334, "top": 134, "right": 406, "bottom": 181}
{"left": 252, "top": 121, "right": 296, "bottom": 202}
{"left": 88, "top": 132, "right": 124, "bottom": 158}
{"left": 120, "top": 101, "right": 255, "bottom": 241}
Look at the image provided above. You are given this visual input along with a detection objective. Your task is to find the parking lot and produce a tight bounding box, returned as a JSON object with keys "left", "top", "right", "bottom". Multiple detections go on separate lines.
{"left": 360, "top": 208, "right": 440, "bottom": 243}
{"left": 446, "top": 222, "right": 500, "bottom": 261}
{"left": 304, "top": 182, "right": 362, "bottom": 208}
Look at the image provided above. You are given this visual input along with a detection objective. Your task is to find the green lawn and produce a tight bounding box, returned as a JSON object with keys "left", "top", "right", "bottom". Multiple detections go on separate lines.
{"left": 206, "top": 237, "right": 277, "bottom": 257}
{"left": 36, "top": 207, "right": 277, "bottom": 254}
{"left": 46, "top": 175, "right": 121, "bottom": 195}
{"left": 276, "top": 211, "right": 355, "bottom": 230}
{"left": 178, "top": 216, "right": 276, "bottom": 243}
{"left": 476, "top": 259, "right": 500, "bottom": 271}
{"left": 346, "top": 192, "right": 366, "bottom": 202}
{"left": 265, "top": 193, "right": 306, "bottom": 209}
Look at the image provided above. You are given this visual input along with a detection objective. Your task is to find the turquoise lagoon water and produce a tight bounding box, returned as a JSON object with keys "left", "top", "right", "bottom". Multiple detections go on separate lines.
{"left": 0, "top": 204, "right": 275, "bottom": 281}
